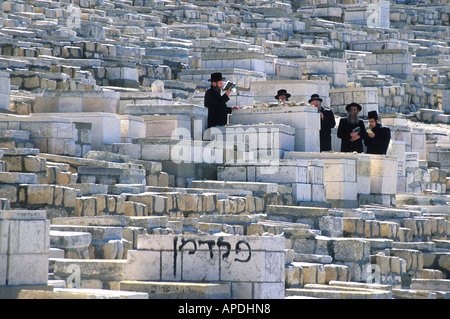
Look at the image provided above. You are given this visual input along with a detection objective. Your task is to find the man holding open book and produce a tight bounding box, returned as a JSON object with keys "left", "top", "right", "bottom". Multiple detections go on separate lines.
{"left": 337, "top": 102, "right": 368, "bottom": 153}
{"left": 204, "top": 72, "right": 239, "bottom": 128}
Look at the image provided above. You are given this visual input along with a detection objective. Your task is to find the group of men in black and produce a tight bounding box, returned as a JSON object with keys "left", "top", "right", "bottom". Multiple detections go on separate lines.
{"left": 204, "top": 72, "right": 391, "bottom": 155}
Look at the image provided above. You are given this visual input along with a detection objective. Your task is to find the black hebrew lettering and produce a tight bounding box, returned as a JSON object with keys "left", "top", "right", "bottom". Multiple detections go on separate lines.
{"left": 171, "top": 236, "right": 253, "bottom": 277}
{"left": 234, "top": 240, "right": 251, "bottom": 263}
{"left": 173, "top": 236, "right": 178, "bottom": 277}
{"left": 179, "top": 238, "right": 197, "bottom": 254}
{"left": 198, "top": 240, "right": 216, "bottom": 259}
{"left": 217, "top": 236, "right": 231, "bottom": 260}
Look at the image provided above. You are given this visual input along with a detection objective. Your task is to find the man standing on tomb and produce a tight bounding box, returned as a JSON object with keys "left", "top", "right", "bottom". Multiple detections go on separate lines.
{"left": 309, "top": 94, "right": 336, "bottom": 152}
{"left": 337, "top": 102, "right": 367, "bottom": 153}
{"left": 364, "top": 110, "right": 391, "bottom": 155}
{"left": 204, "top": 72, "right": 237, "bottom": 128}
{"left": 275, "top": 89, "right": 291, "bottom": 102}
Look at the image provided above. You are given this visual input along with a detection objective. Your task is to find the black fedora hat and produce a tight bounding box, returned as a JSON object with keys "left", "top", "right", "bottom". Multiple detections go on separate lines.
{"left": 208, "top": 72, "right": 225, "bottom": 82}
{"left": 308, "top": 94, "right": 323, "bottom": 103}
{"left": 275, "top": 89, "right": 291, "bottom": 100}
{"left": 345, "top": 102, "right": 362, "bottom": 112}
{"left": 368, "top": 110, "right": 379, "bottom": 119}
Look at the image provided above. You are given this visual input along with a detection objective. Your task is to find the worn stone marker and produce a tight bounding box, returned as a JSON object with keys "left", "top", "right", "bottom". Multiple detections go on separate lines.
{"left": 126, "top": 234, "right": 286, "bottom": 299}
{"left": 0, "top": 71, "right": 10, "bottom": 111}
{"left": 229, "top": 105, "right": 320, "bottom": 152}
{"left": 0, "top": 210, "right": 51, "bottom": 298}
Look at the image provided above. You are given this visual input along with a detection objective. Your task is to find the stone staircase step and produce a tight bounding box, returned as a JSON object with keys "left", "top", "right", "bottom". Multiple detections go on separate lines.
{"left": 286, "top": 286, "right": 392, "bottom": 299}
{"left": 293, "top": 253, "right": 333, "bottom": 264}
{"left": 17, "top": 287, "right": 148, "bottom": 299}
{"left": 328, "top": 280, "right": 392, "bottom": 290}
{"left": 0, "top": 171, "right": 38, "bottom": 184}
{"left": 392, "top": 288, "right": 438, "bottom": 299}
{"left": 118, "top": 281, "right": 231, "bottom": 299}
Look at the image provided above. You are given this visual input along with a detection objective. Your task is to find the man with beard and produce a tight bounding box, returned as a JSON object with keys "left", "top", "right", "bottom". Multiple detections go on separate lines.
{"left": 204, "top": 72, "right": 237, "bottom": 128}
{"left": 364, "top": 110, "right": 391, "bottom": 155}
{"left": 308, "top": 94, "right": 336, "bottom": 152}
{"left": 337, "top": 102, "right": 367, "bottom": 153}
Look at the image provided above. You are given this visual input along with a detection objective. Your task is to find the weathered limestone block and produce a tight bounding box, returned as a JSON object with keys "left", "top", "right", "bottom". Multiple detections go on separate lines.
{"left": 370, "top": 155, "right": 398, "bottom": 195}
{"left": 18, "top": 288, "right": 148, "bottom": 299}
{"left": 50, "top": 230, "right": 91, "bottom": 259}
{"left": 329, "top": 87, "right": 378, "bottom": 117}
{"left": 388, "top": 248, "right": 423, "bottom": 279}
{"left": 291, "top": 262, "right": 326, "bottom": 286}
{"left": 0, "top": 71, "right": 10, "bottom": 111}
{"left": 126, "top": 234, "right": 285, "bottom": 299}
{"left": 118, "top": 281, "right": 230, "bottom": 299}
{"left": 229, "top": 106, "right": 320, "bottom": 152}
{"left": 125, "top": 201, "right": 148, "bottom": 216}
{"left": 0, "top": 210, "right": 49, "bottom": 286}
{"left": 91, "top": 194, "right": 126, "bottom": 216}
{"left": 52, "top": 259, "right": 128, "bottom": 289}
{"left": 410, "top": 279, "right": 450, "bottom": 292}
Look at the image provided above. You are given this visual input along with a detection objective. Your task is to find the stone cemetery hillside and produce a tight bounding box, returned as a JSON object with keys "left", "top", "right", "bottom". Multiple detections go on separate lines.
{"left": 0, "top": 0, "right": 449, "bottom": 300}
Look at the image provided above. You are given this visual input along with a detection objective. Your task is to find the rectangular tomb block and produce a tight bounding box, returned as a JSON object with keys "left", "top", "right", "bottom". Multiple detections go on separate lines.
{"left": 127, "top": 234, "right": 285, "bottom": 290}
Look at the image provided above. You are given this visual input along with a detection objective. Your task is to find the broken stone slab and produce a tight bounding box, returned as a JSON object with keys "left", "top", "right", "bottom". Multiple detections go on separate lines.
{"left": 126, "top": 216, "right": 169, "bottom": 230}
{"left": 76, "top": 166, "right": 146, "bottom": 185}
{"left": 108, "top": 184, "right": 146, "bottom": 195}
{"left": 83, "top": 150, "right": 131, "bottom": 163}
{"left": 266, "top": 205, "right": 342, "bottom": 234}
{"left": 191, "top": 180, "right": 279, "bottom": 195}
{"left": 68, "top": 183, "right": 108, "bottom": 196}
{"left": 37, "top": 153, "right": 144, "bottom": 170}
{"left": 117, "top": 281, "right": 230, "bottom": 299}
{"left": 52, "top": 215, "right": 129, "bottom": 227}
{"left": 285, "top": 287, "right": 391, "bottom": 299}
{"left": 50, "top": 230, "right": 92, "bottom": 250}
{"left": 306, "top": 283, "right": 393, "bottom": 298}
{"left": 328, "top": 280, "right": 393, "bottom": 291}
{"left": 392, "top": 242, "right": 436, "bottom": 251}
{"left": 50, "top": 224, "right": 123, "bottom": 244}
{"left": 18, "top": 288, "right": 148, "bottom": 299}
{"left": 293, "top": 253, "right": 333, "bottom": 264}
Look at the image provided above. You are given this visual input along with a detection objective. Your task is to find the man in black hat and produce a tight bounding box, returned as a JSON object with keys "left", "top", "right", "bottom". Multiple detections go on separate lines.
{"left": 309, "top": 94, "right": 335, "bottom": 152}
{"left": 204, "top": 72, "right": 236, "bottom": 128}
{"left": 364, "top": 110, "right": 391, "bottom": 155}
{"left": 275, "top": 89, "right": 291, "bottom": 102}
{"left": 337, "top": 102, "right": 368, "bottom": 153}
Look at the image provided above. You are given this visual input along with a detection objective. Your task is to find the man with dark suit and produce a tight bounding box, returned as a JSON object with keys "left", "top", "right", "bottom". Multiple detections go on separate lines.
{"left": 204, "top": 72, "right": 237, "bottom": 128}
{"left": 364, "top": 110, "right": 391, "bottom": 155}
{"left": 337, "top": 102, "right": 367, "bottom": 153}
{"left": 309, "top": 94, "right": 335, "bottom": 152}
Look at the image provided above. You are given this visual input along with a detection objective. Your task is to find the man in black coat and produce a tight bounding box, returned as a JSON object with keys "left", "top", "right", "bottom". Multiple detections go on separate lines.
{"left": 364, "top": 110, "right": 391, "bottom": 155}
{"left": 204, "top": 72, "right": 236, "bottom": 128}
{"left": 337, "top": 102, "right": 368, "bottom": 153}
{"left": 309, "top": 94, "right": 336, "bottom": 152}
